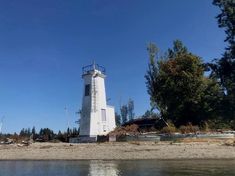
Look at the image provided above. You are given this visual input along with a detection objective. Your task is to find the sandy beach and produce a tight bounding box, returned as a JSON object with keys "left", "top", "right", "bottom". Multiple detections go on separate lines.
{"left": 0, "top": 141, "right": 235, "bottom": 160}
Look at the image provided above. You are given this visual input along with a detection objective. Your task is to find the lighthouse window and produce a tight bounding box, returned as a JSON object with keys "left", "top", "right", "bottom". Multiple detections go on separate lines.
{"left": 103, "top": 125, "right": 106, "bottom": 132}
{"left": 101, "top": 109, "right": 106, "bottom": 121}
{"left": 85, "top": 84, "right": 90, "bottom": 96}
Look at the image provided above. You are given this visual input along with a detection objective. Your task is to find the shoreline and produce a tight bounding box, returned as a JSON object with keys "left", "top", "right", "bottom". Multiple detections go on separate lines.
{"left": 0, "top": 141, "right": 235, "bottom": 160}
{"left": 1, "top": 158, "right": 235, "bottom": 161}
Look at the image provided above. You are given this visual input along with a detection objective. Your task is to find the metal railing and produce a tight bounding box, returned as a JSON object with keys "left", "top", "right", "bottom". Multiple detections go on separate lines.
{"left": 82, "top": 64, "right": 106, "bottom": 75}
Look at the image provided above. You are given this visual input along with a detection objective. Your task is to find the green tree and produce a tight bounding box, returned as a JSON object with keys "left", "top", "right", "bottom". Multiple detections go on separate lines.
{"left": 120, "top": 105, "right": 128, "bottom": 124}
{"left": 39, "top": 128, "right": 54, "bottom": 141}
{"left": 27, "top": 128, "right": 31, "bottom": 136}
{"left": 211, "top": 0, "right": 235, "bottom": 120}
{"left": 145, "top": 40, "right": 222, "bottom": 126}
{"left": 31, "top": 126, "right": 36, "bottom": 136}
{"left": 142, "top": 109, "right": 159, "bottom": 119}
{"left": 19, "top": 127, "right": 31, "bottom": 137}
{"left": 19, "top": 128, "right": 26, "bottom": 136}
{"left": 127, "top": 99, "right": 135, "bottom": 121}
{"left": 115, "top": 112, "right": 121, "bottom": 126}
{"left": 145, "top": 42, "right": 160, "bottom": 110}
{"left": 168, "top": 40, "right": 188, "bottom": 58}
{"left": 56, "top": 130, "right": 65, "bottom": 142}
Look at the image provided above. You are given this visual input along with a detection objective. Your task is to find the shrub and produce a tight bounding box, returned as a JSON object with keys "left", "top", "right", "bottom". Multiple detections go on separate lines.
{"left": 200, "top": 121, "right": 210, "bottom": 132}
{"left": 179, "top": 125, "right": 187, "bottom": 134}
{"left": 179, "top": 123, "right": 199, "bottom": 134}
{"left": 231, "top": 120, "right": 235, "bottom": 130}
{"left": 161, "top": 121, "right": 176, "bottom": 134}
{"left": 206, "top": 119, "right": 232, "bottom": 131}
{"left": 161, "top": 126, "right": 177, "bottom": 134}
{"left": 125, "top": 124, "right": 139, "bottom": 135}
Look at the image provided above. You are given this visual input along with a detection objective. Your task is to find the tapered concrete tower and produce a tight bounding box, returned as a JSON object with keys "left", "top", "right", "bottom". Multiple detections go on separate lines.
{"left": 79, "top": 63, "right": 116, "bottom": 141}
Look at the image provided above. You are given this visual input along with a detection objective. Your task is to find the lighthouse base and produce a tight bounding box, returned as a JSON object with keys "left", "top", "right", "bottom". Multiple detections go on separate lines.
{"left": 69, "top": 136, "right": 97, "bottom": 143}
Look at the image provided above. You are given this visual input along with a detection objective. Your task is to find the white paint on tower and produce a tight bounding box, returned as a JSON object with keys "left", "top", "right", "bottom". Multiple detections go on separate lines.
{"left": 79, "top": 63, "right": 116, "bottom": 141}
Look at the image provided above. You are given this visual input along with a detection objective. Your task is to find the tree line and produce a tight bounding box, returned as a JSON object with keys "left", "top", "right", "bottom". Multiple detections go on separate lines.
{"left": 145, "top": 0, "right": 235, "bottom": 129}
{"left": 0, "top": 127, "right": 79, "bottom": 142}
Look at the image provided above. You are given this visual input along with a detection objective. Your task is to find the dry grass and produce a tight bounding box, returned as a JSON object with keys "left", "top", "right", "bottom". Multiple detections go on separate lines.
{"left": 224, "top": 139, "right": 235, "bottom": 146}
{"left": 178, "top": 138, "right": 230, "bottom": 143}
{"left": 109, "top": 124, "right": 139, "bottom": 136}
{"left": 179, "top": 123, "right": 199, "bottom": 134}
{"left": 129, "top": 141, "right": 140, "bottom": 145}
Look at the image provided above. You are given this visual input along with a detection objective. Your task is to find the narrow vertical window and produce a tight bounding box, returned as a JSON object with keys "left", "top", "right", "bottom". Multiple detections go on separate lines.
{"left": 101, "top": 109, "right": 106, "bottom": 121}
{"left": 103, "top": 125, "right": 106, "bottom": 132}
{"left": 85, "top": 84, "right": 90, "bottom": 96}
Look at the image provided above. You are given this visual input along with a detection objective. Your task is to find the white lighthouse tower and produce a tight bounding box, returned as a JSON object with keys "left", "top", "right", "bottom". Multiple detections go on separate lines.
{"left": 79, "top": 62, "right": 116, "bottom": 141}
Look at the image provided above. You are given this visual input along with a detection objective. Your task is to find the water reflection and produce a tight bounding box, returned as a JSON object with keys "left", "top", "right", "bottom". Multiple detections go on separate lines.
{"left": 0, "top": 159, "right": 235, "bottom": 176}
{"left": 88, "top": 160, "right": 119, "bottom": 176}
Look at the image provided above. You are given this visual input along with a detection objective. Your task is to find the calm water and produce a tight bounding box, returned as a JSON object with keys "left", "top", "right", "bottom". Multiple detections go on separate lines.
{"left": 0, "top": 160, "right": 235, "bottom": 176}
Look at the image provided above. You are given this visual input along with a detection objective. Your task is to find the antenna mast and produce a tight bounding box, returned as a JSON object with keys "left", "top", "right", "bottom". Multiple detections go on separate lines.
{"left": 0, "top": 116, "right": 5, "bottom": 134}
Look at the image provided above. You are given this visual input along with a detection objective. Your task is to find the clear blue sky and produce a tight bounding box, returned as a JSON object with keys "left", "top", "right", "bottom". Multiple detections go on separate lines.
{"left": 0, "top": 0, "right": 226, "bottom": 133}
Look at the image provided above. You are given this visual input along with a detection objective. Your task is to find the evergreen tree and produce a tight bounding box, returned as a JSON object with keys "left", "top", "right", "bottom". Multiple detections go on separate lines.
{"left": 120, "top": 105, "right": 128, "bottom": 124}
{"left": 145, "top": 40, "right": 222, "bottom": 126}
{"left": 31, "top": 126, "right": 36, "bottom": 136}
{"left": 19, "top": 128, "right": 26, "bottom": 136}
{"left": 211, "top": 0, "right": 235, "bottom": 120}
{"left": 127, "top": 99, "right": 135, "bottom": 121}
{"left": 115, "top": 112, "right": 121, "bottom": 126}
{"left": 38, "top": 128, "right": 55, "bottom": 141}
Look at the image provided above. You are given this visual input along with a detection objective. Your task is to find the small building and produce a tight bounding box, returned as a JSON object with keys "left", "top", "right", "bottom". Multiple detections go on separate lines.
{"left": 79, "top": 63, "right": 116, "bottom": 142}
{"left": 123, "top": 117, "right": 160, "bottom": 131}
